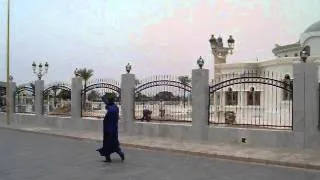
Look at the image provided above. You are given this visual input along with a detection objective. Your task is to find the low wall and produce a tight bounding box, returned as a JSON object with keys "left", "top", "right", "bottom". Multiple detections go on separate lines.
{"left": 0, "top": 113, "right": 103, "bottom": 132}
{"left": 132, "top": 121, "right": 193, "bottom": 141}
{"left": 1, "top": 112, "right": 319, "bottom": 150}
{"left": 207, "top": 126, "right": 296, "bottom": 148}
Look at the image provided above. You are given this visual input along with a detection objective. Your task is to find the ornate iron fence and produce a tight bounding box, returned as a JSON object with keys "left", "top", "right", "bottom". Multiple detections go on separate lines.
{"left": 81, "top": 79, "right": 121, "bottom": 119}
{"left": 209, "top": 71, "right": 293, "bottom": 130}
{"left": 0, "top": 86, "right": 6, "bottom": 112}
{"left": 135, "top": 75, "right": 192, "bottom": 123}
{"left": 43, "top": 82, "right": 71, "bottom": 116}
{"left": 15, "top": 82, "right": 35, "bottom": 114}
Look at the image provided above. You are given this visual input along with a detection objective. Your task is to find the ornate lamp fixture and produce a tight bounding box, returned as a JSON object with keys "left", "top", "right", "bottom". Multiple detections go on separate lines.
{"left": 209, "top": 34, "right": 235, "bottom": 58}
{"left": 32, "top": 61, "right": 49, "bottom": 80}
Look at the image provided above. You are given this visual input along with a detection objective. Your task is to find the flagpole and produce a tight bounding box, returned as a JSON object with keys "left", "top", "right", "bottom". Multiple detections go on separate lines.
{"left": 6, "top": 0, "right": 11, "bottom": 125}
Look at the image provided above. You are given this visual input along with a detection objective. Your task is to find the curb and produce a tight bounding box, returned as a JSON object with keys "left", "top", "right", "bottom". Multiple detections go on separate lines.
{"left": 120, "top": 144, "right": 320, "bottom": 171}
{"left": 0, "top": 126, "right": 102, "bottom": 143}
{"left": 1, "top": 126, "right": 319, "bottom": 171}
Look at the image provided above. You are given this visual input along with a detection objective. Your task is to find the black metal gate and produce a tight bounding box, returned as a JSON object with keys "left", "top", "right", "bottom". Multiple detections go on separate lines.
{"left": 43, "top": 83, "right": 71, "bottom": 116}
{"left": 15, "top": 83, "right": 35, "bottom": 114}
{"left": 135, "top": 75, "right": 192, "bottom": 123}
{"left": 208, "top": 71, "right": 293, "bottom": 129}
{"left": 81, "top": 79, "right": 121, "bottom": 118}
{"left": 0, "top": 86, "right": 6, "bottom": 112}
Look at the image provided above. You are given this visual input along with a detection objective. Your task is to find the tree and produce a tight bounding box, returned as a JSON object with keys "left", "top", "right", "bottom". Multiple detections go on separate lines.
{"left": 87, "top": 90, "right": 100, "bottom": 102}
{"left": 135, "top": 92, "right": 151, "bottom": 101}
{"left": 52, "top": 86, "right": 59, "bottom": 107}
{"left": 75, "top": 68, "right": 94, "bottom": 108}
{"left": 76, "top": 68, "right": 94, "bottom": 89}
{"left": 104, "top": 92, "right": 120, "bottom": 102}
{"left": 29, "top": 83, "right": 35, "bottom": 96}
{"left": 155, "top": 91, "right": 174, "bottom": 101}
{"left": 57, "top": 89, "right": 71, "bottom": 100}
{"left": 178, "top": 76, "right": 191, "bottom": 107}
{"left": 135, "top": 78, "right": 140, "bottom": 86}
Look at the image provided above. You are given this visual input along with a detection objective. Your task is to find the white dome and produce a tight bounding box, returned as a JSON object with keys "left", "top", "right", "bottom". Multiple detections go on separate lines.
{"left": 304, "top": 20, "right": 320, "bottom": 33}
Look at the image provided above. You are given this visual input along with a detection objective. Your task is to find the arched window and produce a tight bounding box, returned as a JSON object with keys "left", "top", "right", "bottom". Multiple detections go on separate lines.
{"left": 283, "top": 74, "right": 292, "bottom": 100}
{"left": 225, "top": 88, "right": 238, "bottom": 105}
{"left": 247, "top": 87, "right": 260, "bottom": 105}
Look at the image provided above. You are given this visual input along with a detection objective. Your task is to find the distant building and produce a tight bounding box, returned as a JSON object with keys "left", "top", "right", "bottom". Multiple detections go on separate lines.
{"left": 214, "top": 20, "right": 320, "bottom": 79}
{"left": 209, "top": 20, "right": 320, "bottom": 127}
{"left": 272, "top": 20, "right": 320, "bottom": 58}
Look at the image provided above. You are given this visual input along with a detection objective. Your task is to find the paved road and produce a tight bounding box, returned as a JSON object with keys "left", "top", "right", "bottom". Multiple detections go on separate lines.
{"left": 0, "top": 129, "right": 319, "bottom": 180}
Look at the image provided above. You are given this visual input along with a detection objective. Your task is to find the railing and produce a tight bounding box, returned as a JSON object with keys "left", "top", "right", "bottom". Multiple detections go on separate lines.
{"left": 208, "top": 71, "right": 293, "bottom": 130}
{"left": 134, "top": 75, "right": 192, "bottom": 123}
{"left": 81, "top": 79, "right": 121, "bottom": 119}
{"left": 43, "top": 82, "right": 71, "bottom": 117}
{"left": 15, "top": 82, "right": 36, "bottom": 114}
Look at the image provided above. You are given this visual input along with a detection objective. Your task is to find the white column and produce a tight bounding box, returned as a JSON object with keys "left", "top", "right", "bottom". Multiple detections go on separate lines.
{"left": 292, "top": 63, "right": 305, "bottom": 148}
{"left": 191, "top": 69, "right": 209, "bottom": 141}
{"left": 304, "top": 62, "right": 319, "bottom": 148}
{"left": 35, "top": 80, "right": 44, "bottom": 116}
{"left": 121, "top": 73, "right": 136, "bottom": 134}
{"left": 71, "top": 77, "right": 82, "bottom": 119}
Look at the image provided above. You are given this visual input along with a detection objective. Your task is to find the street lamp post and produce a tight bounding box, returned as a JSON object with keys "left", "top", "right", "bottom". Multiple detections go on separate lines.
{"left": 6, "top": 0, "right": 11, "bottom": 125}
{"left": 209, "top": 34, "right": 235, "bottom": 77}
{"left": 32, "top": 62, "right": 49, "bottom": 80}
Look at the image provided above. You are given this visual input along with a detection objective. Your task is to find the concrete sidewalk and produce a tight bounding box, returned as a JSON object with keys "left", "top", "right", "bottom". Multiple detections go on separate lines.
{"left": 1, "top": 123, "right": 320, "bottom": 171}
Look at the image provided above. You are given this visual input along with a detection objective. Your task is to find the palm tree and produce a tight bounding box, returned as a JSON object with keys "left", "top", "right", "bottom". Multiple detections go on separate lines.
{"left": 29, "top": 83, "right": 35, "bottom": 96}
{"left": 57, "top": 89, "right": 71, "bottom": 100}
{"left": 178, "top": 76, "right": 191, "bottom": 108}
{"left": 29, "top": 83, "right": 35, "bottom": 111}
{"left": 135, "top": 78, "right": 140, "bottom": 86}
{"left": 75, "top": 68, "right": 94, "bottom": 109}
{"left": 52, "top": 85, "right": 58, "bottom": 108}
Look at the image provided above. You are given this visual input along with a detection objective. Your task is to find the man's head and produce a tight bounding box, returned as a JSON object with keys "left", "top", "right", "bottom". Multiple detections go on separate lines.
{"left": 107, "top": 96, "right": 115, "bottom": 104}
{"left": 103, "top": 93, "right": 116, "bottom": 105}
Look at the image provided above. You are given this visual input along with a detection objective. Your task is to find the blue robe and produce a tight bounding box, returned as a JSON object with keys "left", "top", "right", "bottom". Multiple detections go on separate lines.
{"left": 97, "top": 102, "right": 122, "bottom": 156}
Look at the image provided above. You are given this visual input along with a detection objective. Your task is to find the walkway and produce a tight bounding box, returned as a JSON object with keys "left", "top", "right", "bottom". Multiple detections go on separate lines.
{"left": 1, "top": 123, "right": 320, "bottom": 171}
{"left": 1, "top": 128, "right": 320, "bottom": 180}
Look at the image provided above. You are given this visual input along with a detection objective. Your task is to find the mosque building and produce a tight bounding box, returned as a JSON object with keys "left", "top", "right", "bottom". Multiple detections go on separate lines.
{"left": 208, "top": 20, "right": 320, "bottom": 126}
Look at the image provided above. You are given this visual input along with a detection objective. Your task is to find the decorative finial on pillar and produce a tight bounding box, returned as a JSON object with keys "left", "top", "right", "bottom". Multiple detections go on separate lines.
{"left": 74, "top": 68, "right": 80, "bottom": 77}
{"left": 300, "top": 46, "right": 310, "bottom": 63}
{"left": 197, "top": 56, "right": 204, "bottom": 69}
{"left": 126, "top": 63, "right": 132, "bottom": 73}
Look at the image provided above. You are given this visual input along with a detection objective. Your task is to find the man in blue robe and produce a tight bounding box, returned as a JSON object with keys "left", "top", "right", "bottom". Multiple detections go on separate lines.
{"left": 96, "top": 94, "right": 125, "bottom": 163}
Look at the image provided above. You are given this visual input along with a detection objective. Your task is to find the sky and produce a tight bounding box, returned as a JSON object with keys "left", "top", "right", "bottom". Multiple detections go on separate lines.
{"left": 0, "top": 0, "right": 320, "bottom": 84}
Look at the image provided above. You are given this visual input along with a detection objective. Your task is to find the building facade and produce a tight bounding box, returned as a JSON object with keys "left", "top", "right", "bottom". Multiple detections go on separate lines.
{"left": 209, "top": 20, "right": 320, "bottom": 127}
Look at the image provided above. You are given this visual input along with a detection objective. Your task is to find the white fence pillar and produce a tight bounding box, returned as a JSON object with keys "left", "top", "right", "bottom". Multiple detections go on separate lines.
{"left": 121, "top": 73, "right": 136, "bottom": 134}
{"left": 191, "top": 68, "right": 209, "bottom": 141}
{"left": 4, "top": 81, "right": 16, "bottom": 124}
{"left": 304, "top": 62, "right": 319, "bottom": 148}
{"left": 71, "top": 77, "right": 82, "bottom": 119}
{"left": 35, "top": 80, "right": 44, "bottom": 116}
{"left": 293, "top": 62, "right": 320, "bottom": 149}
